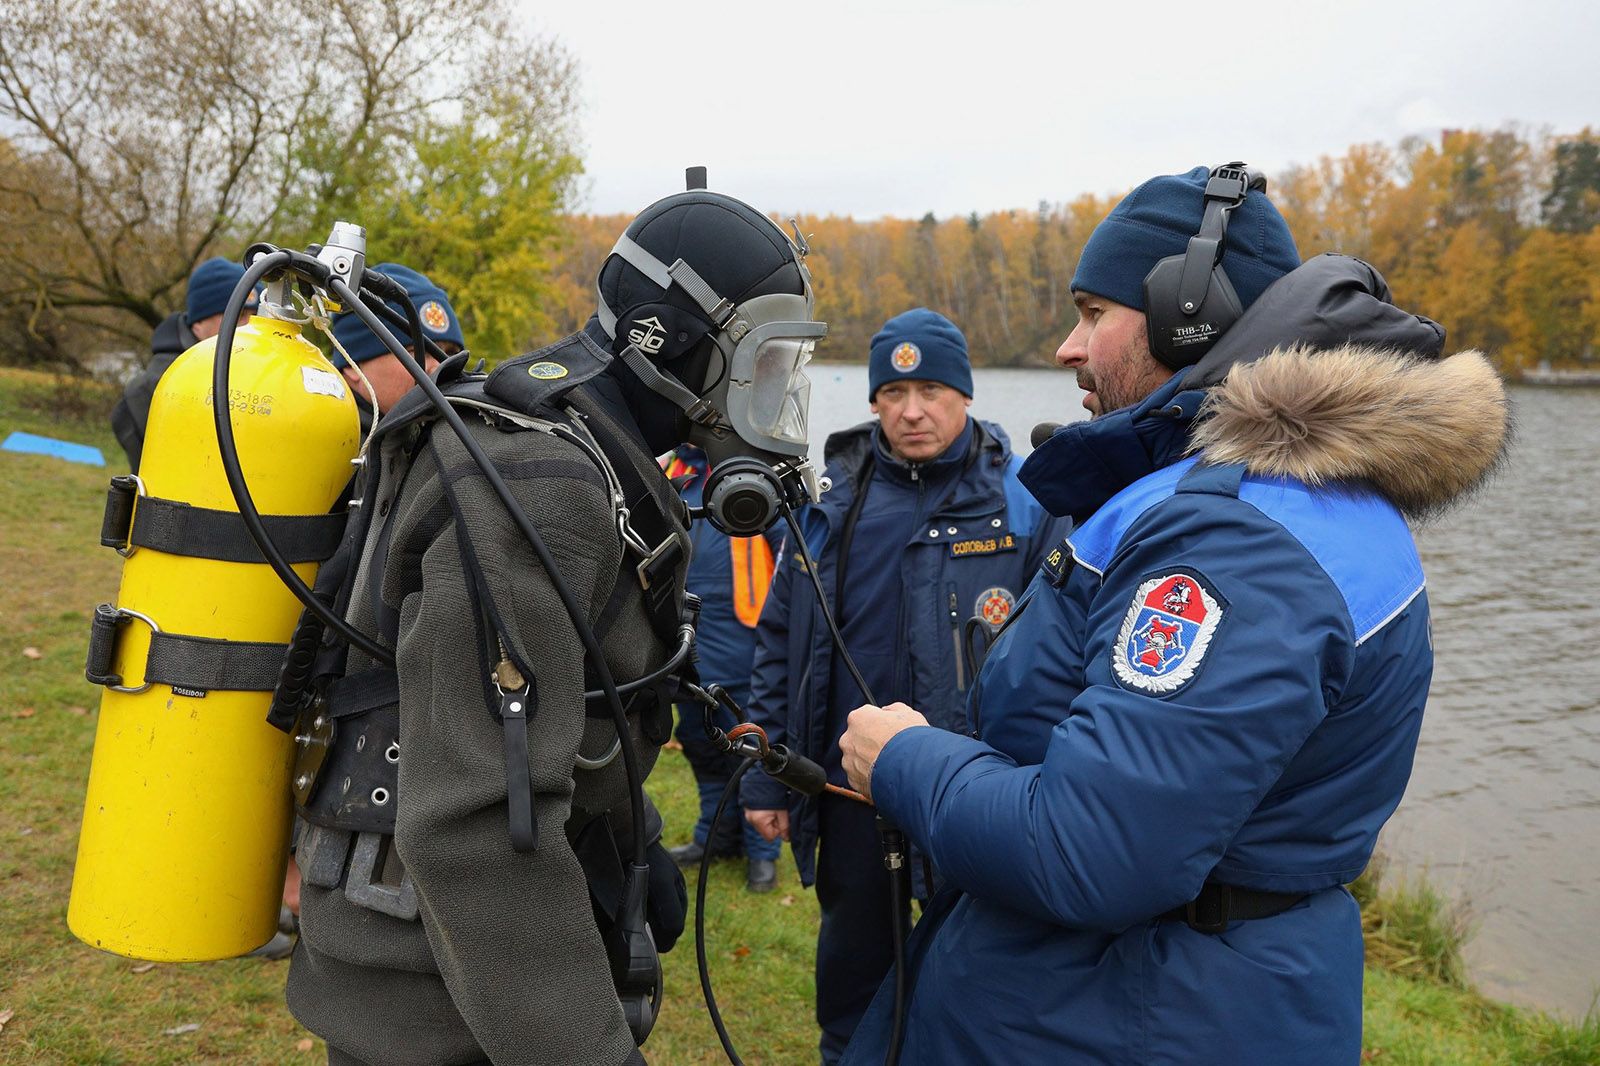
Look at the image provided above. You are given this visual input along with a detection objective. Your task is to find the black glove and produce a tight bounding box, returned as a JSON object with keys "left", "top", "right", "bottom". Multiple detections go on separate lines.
{"left": 643, "top": 839, "right": 688, "bottom": 952}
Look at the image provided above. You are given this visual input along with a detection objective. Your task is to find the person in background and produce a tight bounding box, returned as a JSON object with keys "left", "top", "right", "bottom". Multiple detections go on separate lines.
{"left": 330, "top": 263, "right": 465, "bottom": 417}
{"left": 742, "top": 308, "right": 1068, "bottom": 1063}
{"left": 112, "top": 256, "right": 256, "bottom": 470}
{"left": 661, "top": 446, "right": 784, "bottom": 892}
{"left": 836, "top": 166, "right": 1509, "bottom": 1065}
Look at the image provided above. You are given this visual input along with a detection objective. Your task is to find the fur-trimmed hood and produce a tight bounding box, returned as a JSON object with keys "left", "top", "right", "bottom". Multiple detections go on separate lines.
{"left": 1191, "top": 345, "right": 1509, "bottom": 518}
{"left": 1019, "top": 253, "right": 1511, "bottom": 524}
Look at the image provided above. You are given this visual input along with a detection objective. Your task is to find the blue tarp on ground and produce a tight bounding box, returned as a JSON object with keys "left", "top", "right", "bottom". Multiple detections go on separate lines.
{"left": 1, "top": 431, "right": 106, "bottom": 466}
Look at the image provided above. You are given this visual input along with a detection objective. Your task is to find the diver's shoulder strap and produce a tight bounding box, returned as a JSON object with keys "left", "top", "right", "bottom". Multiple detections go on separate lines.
{"left": 482, "top": 330, "right": 614, "bottom": 415}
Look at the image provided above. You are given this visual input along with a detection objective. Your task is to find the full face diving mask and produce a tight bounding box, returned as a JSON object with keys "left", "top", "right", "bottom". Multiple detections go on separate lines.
{"left": 596, "top": 229, "right": 829, "bottom": 533}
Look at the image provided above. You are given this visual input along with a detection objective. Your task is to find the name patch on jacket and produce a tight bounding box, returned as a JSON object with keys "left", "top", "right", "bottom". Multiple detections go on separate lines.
{"left": 1111, "top": 570, "right": 1224, "bottom": 694}
{"left": 1040, "top": 537, "right": 1072, "bottom": 587}
{"left": 949, "top": 533, "right": 1015, "bottom": 558}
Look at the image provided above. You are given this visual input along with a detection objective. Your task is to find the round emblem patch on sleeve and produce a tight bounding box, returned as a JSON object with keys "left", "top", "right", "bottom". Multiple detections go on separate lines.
{"left": 419, "top": 300, "right": 450, "bottom": 334}
{"left": 1112, "top": 571, "right": 1223, "bottom": 694}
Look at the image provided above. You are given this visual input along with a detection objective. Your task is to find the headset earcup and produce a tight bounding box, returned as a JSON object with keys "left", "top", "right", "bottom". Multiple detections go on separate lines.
{"left": 1143, "top": 256, "right": 1245, "bottom": 371}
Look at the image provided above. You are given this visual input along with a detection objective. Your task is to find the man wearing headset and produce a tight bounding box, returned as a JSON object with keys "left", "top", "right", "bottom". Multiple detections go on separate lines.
{"left": 284, "top": 178, "right": 826, "bottom": 1066}
{"left": 836, "top": 165, "right": 1510, "bottom": 1064}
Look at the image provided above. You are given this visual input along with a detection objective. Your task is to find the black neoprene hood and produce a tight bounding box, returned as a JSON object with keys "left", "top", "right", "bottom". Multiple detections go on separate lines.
{"left": 596, "top": 192, "right": 806, "bottom": 365}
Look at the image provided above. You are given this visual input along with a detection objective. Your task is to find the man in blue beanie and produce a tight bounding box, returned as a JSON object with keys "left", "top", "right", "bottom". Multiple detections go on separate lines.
{"left": 742, "top": 307, "right": 1068, "bottom": 1063}
{"left": 331, "top": 262, "right": 465, "bottom": 415}
{"left": 836, "top": 166, "right": 1509, "bottom": 1066}
{"left": 1064, "top": 164, "right": 1301, "bottom": 417}
{"left": 112, "top": 256, "right": 259, "bottom": 470}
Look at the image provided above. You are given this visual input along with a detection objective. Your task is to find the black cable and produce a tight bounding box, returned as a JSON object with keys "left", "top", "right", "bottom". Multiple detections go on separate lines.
{"left": 359, "top": 281, "right": 457, "bottom": 366}
{"left": 328, "top": 276, "right": 650, "bottom": 869}
{"left": 882, "top": 821, "right": 910, "bottom": 1066}
{"left": 696, "top": 757, "right": 757, "bottom": 1066}
{"left": 778, "top": 495, "right": 912, "bottom": 1066}
{"left": 210, "top": 250, "right": 395, "bottom": 666}
{"left": 581, "top": 624, "right": 693, "bottom": 702}
{"left": 779, "top": 500, "right": 876, "bottom": 707}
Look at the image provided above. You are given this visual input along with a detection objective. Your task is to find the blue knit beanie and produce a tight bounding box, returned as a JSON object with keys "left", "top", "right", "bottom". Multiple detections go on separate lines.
{"left": 868, "top": 308, "right": 973, "bottom": 401}
{"left": 330, "top": 263, "right": 464, "bottom": 367}
{"left": 1071, "top": 166, "right": 1300, "bottom": 312}
{"left": 186, "top": 257, "right": 256, "bottom": 323}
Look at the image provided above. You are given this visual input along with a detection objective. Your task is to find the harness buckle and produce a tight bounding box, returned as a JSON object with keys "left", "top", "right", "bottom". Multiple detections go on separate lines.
{"left": 634, "top": 530, "right": 687, "bottom": 592}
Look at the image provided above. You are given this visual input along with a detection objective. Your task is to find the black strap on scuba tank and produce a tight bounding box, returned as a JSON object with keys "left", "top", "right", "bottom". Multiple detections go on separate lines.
{"left": 85, "top": 603, "right": 290, "bottom": 695}
{"left": 145, "top": 631, "right": 290, "bottom": 693}
{"left": 1156, "top": 881, "right": 1307, "bottom": 934}
{"left": 101, "top": 476, "right": 345, "bottom": 563}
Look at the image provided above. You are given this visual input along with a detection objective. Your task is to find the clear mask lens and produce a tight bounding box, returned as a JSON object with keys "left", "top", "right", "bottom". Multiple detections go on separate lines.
{"left": 747, "top": 336, "right": 814, "bottom": 446}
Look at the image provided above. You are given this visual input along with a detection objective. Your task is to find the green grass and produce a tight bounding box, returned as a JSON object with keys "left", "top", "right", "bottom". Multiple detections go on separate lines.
{"left": 1, "top": 367, "right": 1595, "bottom": 1064}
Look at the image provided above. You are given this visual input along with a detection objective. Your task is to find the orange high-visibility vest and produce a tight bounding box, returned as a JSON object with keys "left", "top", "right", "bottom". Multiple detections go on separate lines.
{"left": 730, "top": 535, "right": 775, "bottom": 628}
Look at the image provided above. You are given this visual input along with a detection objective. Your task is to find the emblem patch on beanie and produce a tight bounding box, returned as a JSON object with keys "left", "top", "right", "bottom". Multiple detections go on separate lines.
{"left": 976, "top": 586, "right": 1015, "bottom": 628}
{"left": 1112, "top": 571, "right": 1223, "bottom": 694}
{"left": 420, "top": 300, "right": 449, "bottom": 334}
{"left": 891, "top": 342, "right": 922, "bottom": 372}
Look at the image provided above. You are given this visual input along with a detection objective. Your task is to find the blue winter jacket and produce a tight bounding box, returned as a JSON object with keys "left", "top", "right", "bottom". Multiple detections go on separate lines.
{"left": 742, "top": 417, "right": 1068, "bottom": 886}
{"left": 841, "top": 255, "right": 1511, "bottom": 1065}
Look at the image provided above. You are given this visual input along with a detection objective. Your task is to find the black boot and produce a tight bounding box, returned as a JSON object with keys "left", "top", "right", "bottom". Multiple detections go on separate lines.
{"left": 746, "top": 857, "right": 778, "bottom": 893}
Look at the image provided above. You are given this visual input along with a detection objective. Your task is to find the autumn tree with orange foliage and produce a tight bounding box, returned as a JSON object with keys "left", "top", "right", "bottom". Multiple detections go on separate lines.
{"left": 540, "top": 128, "right": 1596, "bottom": 376}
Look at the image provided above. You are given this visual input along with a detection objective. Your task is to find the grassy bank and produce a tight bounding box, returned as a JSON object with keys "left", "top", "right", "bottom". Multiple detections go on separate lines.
{"left": 1, "top": 367, "right": 1595, "bottom": 1064}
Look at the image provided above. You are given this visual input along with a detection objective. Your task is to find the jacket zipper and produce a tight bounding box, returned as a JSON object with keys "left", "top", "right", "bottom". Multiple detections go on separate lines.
{"left": 948, "top": 584, "right": 966, "bottom": 691}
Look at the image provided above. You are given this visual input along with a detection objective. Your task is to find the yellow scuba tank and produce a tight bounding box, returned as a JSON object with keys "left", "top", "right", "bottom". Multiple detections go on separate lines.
{"left": 69, "top": 315, "right": 358, "bottom": 961}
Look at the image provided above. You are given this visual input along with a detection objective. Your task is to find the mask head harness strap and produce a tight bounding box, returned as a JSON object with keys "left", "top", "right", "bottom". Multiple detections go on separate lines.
{"left": 596, "top": 232, "right": 742, "bottom": 428}
{"left": 1142, "top": 161, "right": 1265, "bottom": 371}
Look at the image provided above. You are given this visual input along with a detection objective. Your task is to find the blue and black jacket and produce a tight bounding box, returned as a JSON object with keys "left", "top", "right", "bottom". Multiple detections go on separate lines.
{"left": 841, "top": 255, "right": 1511, "bottom": 1065}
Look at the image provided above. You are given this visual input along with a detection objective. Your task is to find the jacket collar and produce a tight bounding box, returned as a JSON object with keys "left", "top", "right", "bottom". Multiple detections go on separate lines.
{"left": 819, "top": 417, "right": 1013, "bottom": 522}
{"left": 871, "top": 417, "right": 974, "bottom": 488}
{"left": 1018, "top": 370, "right": 1203, "bottom": 525}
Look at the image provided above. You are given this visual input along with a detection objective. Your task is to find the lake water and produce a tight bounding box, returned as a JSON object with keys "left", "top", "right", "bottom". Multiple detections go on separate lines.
{"left": 805, "top": 363, "right": 1600, "bottom": 1020}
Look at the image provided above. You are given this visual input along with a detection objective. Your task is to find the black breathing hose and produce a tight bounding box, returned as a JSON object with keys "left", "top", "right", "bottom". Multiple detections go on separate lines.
{"left": 696, "top": 756, "right": 758, "bottom": 1066}
{"left": 778, "top": 497, "right": 911, "bottom": 1066}
{"left": 879, "top": 820, "right": 911, "bottom": 1066}
{"left": 779, "top": 500, "right": 876, "bottom": 707}
{"left": 210, "top": 250, "right": 396, "bottom": 666}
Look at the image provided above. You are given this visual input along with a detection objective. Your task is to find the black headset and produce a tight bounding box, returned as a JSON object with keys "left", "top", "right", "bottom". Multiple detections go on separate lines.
{"left": 1142, "top": 161, "right": 1265, "bottom": 371}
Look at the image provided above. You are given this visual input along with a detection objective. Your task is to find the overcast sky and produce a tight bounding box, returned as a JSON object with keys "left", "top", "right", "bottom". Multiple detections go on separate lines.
{"left": 519, "top": 0, "right": 1599, "bottom": 220}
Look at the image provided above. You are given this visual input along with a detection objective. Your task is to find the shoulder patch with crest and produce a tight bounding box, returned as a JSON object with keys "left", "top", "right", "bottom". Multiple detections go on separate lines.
{"left": 1112, "top": 571, "right": 1224, "bottom": 694}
